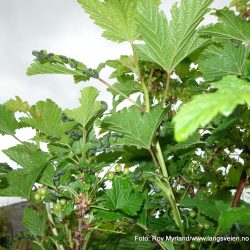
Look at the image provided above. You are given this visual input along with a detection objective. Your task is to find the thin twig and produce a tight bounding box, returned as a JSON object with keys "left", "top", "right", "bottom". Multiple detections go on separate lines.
{"left": 97, "top": 77, "right": 140, "bottom": 108}
{"left": 136, "top": 223, "right": 168, "bottom": 250}
{"left": 12, "top": 135, "right": 32, "bottom": 153}
{"left": 232, "top": 170, "right": 247, "bottom": 207}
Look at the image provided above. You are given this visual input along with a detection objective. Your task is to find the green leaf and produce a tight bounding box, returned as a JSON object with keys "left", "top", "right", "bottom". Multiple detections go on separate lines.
{"left": 117, "top": 234, "right": 154, "bottom": 250}
{"left": 39, "top": 164, "right": 56, "bottom": 188}
{"left": 3, "top": 144, "right": 37, "bottom": 169}
{"left": 0, "top": 170, "right": 37, "bottom": 198}
{"left": 200, "top": 10, "right": 250, "bottom": 43}
{"left": 227, "top": 164, "right": 243, "bottom": 187}
{"left": 65, "top": 87, "right": 103, "bottom": 130}
{"left": 108, "top": 75, "right": 141, "bottom": 109}
{"left": 21, "top": 99, "right": 74, "bottom": 142}
{"left": 0, "top": 151, "right": 48, "bottom": 198}
{"left": 27, "top": 51, "right": 90, "bottom": 83}
{"left": 0, "top": 105, "right": 19, "bottom": 135}
{"left": 27, "top": 59, "right": 83, "bottom": 76}
{"left": 162, "top": 241, "right": 175, "bottom": 250}
{"left": 4, "top": 96, "right": 30, "bottom": 113}
{"left": 244, "top": 60, "right": 250, "bottom": 80}
{"left": 0, "top": 163, "right": 12, "bottom": 174}
{"left": 197, "top": 42, "right": 248, "bottom": 81}
{"left": 103, "top": 178, "right": 144, "bottom": 216}
{"left": 106, "top": 56, "right": 135, "bottom": 78}
{"left": 94, "top": 210, "right": 125, "bottom": 222}
{"left": 77, "top": 0, "right": 154, "bottom": 42}
{"left": 165, "top": 133, "right": 204, "bottom": 155}
{"left": 181, "top": 197, "right": 224, "bottom": 220}
{"left": 101, "top": 105, "right": 168, "bottom": 150}
{"left": 22, "top": 207, "right": 46, "bottom": 236}
{"left": 219, "top": 207, "right": 250, "bottom": 233}
{"left": 108, "top": 75, "right": 140, "bottom": 98}
{"left": 135, "top": 0, "right": 212, "bottom": 72}
{"left": 174, "top": 76, "right": 250, "bottom": 142}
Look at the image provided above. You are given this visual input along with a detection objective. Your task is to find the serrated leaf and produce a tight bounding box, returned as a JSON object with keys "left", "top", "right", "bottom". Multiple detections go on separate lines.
{"left": 0, "top": 170, "right": 35, "bottom": 198}
{"left": 94, "top": 210, "right": 125, "bottom": 222}
{"left": 0, "top": 151, "right": 48, "bottom": 198}
{"left": 27, "top": 59, "right": 83, "bottom": 76}
{"left": 4, "top": 96, "right": 30, "bottom": 113}
{"left": 108, "top": 75, "right": 140, "bottom": 97}
{"left": 0, "top": 163, "right": 12, "bottom": 174}
{"left": 197, "top": 42, "right": 248, "bottom": 82}
{"left": 78, "top": 0, "right": 157, "bottom": 42}
{"left": 101, "top": 105, "right": 168, "bottom": 150}
{"left": 22, "top": 207, "right": 46, "bottom": 236}
{"left": 0, "top": 105, "right": 19, "bottom": 135}
{"left": 135, "top": 0, "right": 212, "bottom": 72}
{"left": 65, "top": 87, "right": 103, "bottom": 130}
{"left": 3, "top": 144, "right": 37, "bottom": 169}
{"left": 27, "top": 52, "right": 90, "bottom": 84}
{"left": 162, "top": 241, "right": 175, "bottom": 250}
{"left": 181, "top": 197, "right": 223, "bottom": 220}
{"left": 20, "top": 99, "right": 74, "bottom": 142}
{"left": 200, "top": 10, "right": 250, "bottom": 43}
{"left": 106, "top": 56, "right": 137, "bottom": 78}
{"left": 174, "top": 76, "right": 250, "bottom": 142}
{"left": 244, "top": 60, "right": 250, "bottom": 80}
{"left": 117, "top": 234, "right": 153, "bottom": 250}
{"left": 165, "top": 133, "right": 204, "bottom": 155}
{"left": 103, "top": 178, "right": 144, "bottom": 216}
{"left": 219, "top": 207, "right": 250, "bottom": 233}
{"left": 39, "top": 164, "right": 56, "bottom": 188}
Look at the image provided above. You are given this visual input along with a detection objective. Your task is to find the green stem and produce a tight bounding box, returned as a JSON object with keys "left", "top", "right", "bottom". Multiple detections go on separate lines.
{"left": 136, "top": 223, "right": 167, "bottom": 250}
{"left": 83, "top": 231, "right": 92, "bottom": 250}
{"left": 98, "top": 77, "right": 140, "bottom": 108}
{"left": 89, "top": 176, "right": 106, "bottom": 200}
{"left": 208, "top": 226, "right": 220, "bottom": 250}
{"left": 12, "top": 135, "right": 32, "bottom": 153}
{"left": 149, "top": 149, "right": 160, "bottom": 170}
{"left": 162, "top": 72, "right": 171, "bottom": 108}
{"left": 130, "top": 42, "right": 150, "bottom": 112}
{"left": 65, "top": 222, "right": 73, "bottom": 249}
{"left": 88, "top": 227, "right": 126, "bottom": 234}
{"left": 89, "top": 205, "right": 109, "bottom": 211}
{"left": 33, "top": 240, "right": 46, "bottom": 250}
{"left": 142, "top": 80, "right": 150, "bottom": 112}
{"left": 35, "top": 129, "right": 40, "bottom": 150}
{"left": 82, "top": 128, "right": 87, "bottom": 160}
{"left": 153, "top": 141, "right": 189, "bottom": 250}
{"left": 155, "top": 141, "right": 169, "bottom": 178}
{"left": 45, "top": 203, "right": 65, "bottom": 250}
